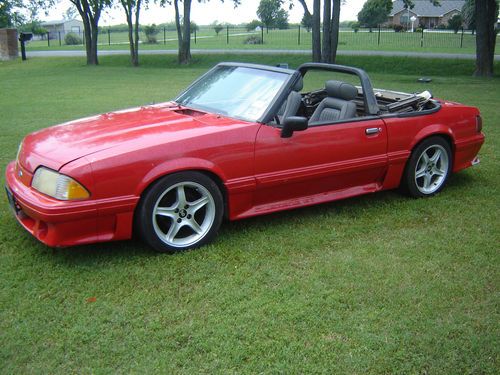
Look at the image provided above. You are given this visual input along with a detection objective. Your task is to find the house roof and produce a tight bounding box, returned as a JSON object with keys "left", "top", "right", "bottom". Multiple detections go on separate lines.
{"left": 389, "top": 0, "right": 465, "bottom": 17}
{"left": 41, "top": 19, "right": 82, "bottom": 26}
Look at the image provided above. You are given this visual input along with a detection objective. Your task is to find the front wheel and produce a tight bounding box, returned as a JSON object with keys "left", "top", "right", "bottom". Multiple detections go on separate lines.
{"left": 136, "top": 172, "right": 224, "bottom": 253}
{"left": 403, "top": 136, "right": 452, "bottom": 197}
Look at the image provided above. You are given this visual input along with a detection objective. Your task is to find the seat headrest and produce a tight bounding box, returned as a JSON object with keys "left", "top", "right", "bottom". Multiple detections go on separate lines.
{"left": 325, "top": 80, "right": 357, "bottom": 100}
{"left": 293, "top": 76, "right": 303, "bottom": 92}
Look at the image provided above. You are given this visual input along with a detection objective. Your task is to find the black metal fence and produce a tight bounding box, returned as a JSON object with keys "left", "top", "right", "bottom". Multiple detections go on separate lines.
{"left": 29, "top": 26, "right": 496, "bottom": 51}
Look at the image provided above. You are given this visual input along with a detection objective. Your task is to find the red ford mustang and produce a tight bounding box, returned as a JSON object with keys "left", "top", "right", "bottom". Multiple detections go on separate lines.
{"left": 5, "top": 62, "right": 484, "bottom": 252}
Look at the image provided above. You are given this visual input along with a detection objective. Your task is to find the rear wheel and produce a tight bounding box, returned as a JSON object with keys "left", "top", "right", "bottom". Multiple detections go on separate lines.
{"left": 403, "top": 136, "right": 452, "bottom": 197}
{"left": 136, "top": 172, "right": 223, "bottom": 253}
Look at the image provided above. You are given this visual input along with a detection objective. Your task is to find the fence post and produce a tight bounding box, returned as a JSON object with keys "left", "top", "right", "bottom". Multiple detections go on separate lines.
{"left": 226, "top": 25, "right": 229, "bottom": 44}
{"left": 298, "top": 25, "right": 301, "bottom": 45}
{"left": 58, "top": 31, "right": 61, "bottom": 46}
{"left": 460, "top": 27, "right": 464, "bottom": 48}
{"left": 194, "top": 28, "right": 197, "bottom": 44}
{"left": 108, "top": 29, "right": 111, "bottom": 45}
{"left": 420, "top": 28, "right": 424, "bottom": 47}
{"left": 47, "top": 32, "right": 50, "bottom": 47}
{"left": 377, "top": 25, "right": 381, "bottom": 45}
{"left": 164, "top": 27, "right": 166, "bottom": 44}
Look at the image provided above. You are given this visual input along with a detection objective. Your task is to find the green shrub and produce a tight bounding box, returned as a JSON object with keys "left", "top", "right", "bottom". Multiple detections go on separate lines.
{"left": 351, "top": 21, "right": 360, "bottom": 33}
{"left": 393, "top": 24, "right": 404, "bottom": 32}
{"left": 64, "top": 32, "right": 82, "bottom": 45}
{"left": 143, "top": 24, "right": 159, "bottom": 44}
{"left": 243, "top": 35, "right": 263, "bottom": 45}
{"left": 447, "top": 14, "right": 463, "bottom": 33}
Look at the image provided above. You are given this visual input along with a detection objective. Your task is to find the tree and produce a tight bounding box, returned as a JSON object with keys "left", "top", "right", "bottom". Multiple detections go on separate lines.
{"left": 357, "top": 0, "right": 393, "bottom": 32}
{"left": 447, "top": 13, "right": 462, "bottom": 33}
{"left": 301, "top": 12, "right": 312, "bottom": 32}
{"left": 246, "top": 19, "right": 263, "bottom": 31}
{"left": 275, "top": 8, "right": 289, "bottom": 29}
{"left": 190, "top": 21, "right": 198, "bottom": 34}
{"left": 297, "top": 0, "right": 342, "bottom": 63}
{"left": 120, "top": 0, "right": 144, "bottom": 67}
{"left": 70, "top": 0, "right": 113, "bottom": 65}
{"left": 0, "top": 0, "right": 55, "bottom": 28}
{"left": 257, "top": 0, "right": 286, "bottom": 32}
{"left": 63, "top": 5, "right": 77, "bottom": 20}
{"left": 165, "top": 0, "right": 240, "bottom": 65}
{"left": 143, "top": 23, "right": 159, "bottom": 43}
{"left": 474, "top": 0, "right": 498, "bottom": 77}
{"left": 212, "top": 21, "right": 223, "bottom": 35}
{"left": 462, "top": 0, "right": 475, "bottom": 30}
{"left": 172, "top": 0, "right": 192, "bottom": 64}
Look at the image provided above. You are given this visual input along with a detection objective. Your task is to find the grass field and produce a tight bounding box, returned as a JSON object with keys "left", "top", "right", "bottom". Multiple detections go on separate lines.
{"left": 25, "top": 27, "right": 498, "bottom": 55}
{"left": 0, "top": 55, "right": 499, "bottom": 373}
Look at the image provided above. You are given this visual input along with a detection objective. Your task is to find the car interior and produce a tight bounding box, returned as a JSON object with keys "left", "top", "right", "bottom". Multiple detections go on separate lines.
{"left": 272, "top": 72, "right": 439, "bottom": 127}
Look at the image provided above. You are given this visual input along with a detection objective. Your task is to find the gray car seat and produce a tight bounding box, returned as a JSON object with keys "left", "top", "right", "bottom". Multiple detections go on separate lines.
{"left": 309, "top": 80, "right": 357, "bottom": 124}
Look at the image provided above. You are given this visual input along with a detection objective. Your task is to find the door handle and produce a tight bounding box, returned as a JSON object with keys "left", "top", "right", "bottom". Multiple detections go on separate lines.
{"left": 365, "top": 127, "right": 381, "bottom": 135}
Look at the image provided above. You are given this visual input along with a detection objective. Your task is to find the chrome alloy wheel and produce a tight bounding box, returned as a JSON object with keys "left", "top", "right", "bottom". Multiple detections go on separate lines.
{"left": 152, "top": 182, "right": 216, "bottom": 248}
{"left": 414, "top": 144, "right": 449, "bottom": 195}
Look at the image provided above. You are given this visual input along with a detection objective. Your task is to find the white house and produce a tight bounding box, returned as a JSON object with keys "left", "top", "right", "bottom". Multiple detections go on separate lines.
{"left": 41, "top": 19, "right": 84, "bottom": 35}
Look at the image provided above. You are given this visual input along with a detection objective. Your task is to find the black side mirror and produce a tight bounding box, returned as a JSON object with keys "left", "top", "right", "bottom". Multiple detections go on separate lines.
{"left": 281, "top": 116, "right": 308, "bottom": 138}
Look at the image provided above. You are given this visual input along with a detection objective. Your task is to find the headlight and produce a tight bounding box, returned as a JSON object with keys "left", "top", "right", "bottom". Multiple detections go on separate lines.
{"left": 32, "top": 167, "right": 90, "bottom": 200}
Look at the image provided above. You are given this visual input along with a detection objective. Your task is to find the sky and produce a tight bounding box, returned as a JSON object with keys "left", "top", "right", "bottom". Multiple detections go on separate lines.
{"left": 39, "top": 0, "right": 368, "bottom": 26}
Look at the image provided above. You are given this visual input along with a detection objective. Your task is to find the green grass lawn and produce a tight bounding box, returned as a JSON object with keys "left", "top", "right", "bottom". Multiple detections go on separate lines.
{"left": 25, "top": 27, "right": 499, "bottom": 55}
{"left": 0, "top": 55, "right": 499, "bottom": 373}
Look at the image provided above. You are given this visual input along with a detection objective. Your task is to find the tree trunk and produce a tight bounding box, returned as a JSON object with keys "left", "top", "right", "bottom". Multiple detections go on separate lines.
{"left": 75, "top": 5, "right": 93, "bottom": 65}
{"left": 90, "top": 21, "right": 99, "bottom": 65}
{"left": 330, "top": 0, "right": 341, "bottom": 63}
{"left": 321, "top": 0, "right": 332, "bottom": 63}
{"left": 73, "top": 0, "right": 101, "bottom": 65}
{"left": 474, "top": 0, "right": 497, "bottom": 77}
{"left": 124, "top": 7, "right": 136, "bottom": 66}
{"left": 133, "top": 1, "right": 141, "bottom": 67}
{"left": 174, "top": 0, "right": 183, "bottom": 49}
{"left": 312, "top": 0, "right": 321, "bottom": 62}
{"left": 83, "top": 17, "right": 93, "bottom": 65}
{"left": 178, "top": 0, "right": 192, "bottom": 64}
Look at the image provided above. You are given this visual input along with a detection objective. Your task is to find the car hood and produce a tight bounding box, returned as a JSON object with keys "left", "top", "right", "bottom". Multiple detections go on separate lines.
{"left": 18, "top": 102, "right": 251, "bottom": 172}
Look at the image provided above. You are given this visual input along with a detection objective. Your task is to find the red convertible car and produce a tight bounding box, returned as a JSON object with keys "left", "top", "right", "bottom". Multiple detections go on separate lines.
{"left": 5, "top": 62, "right": 484, "bottom": 252}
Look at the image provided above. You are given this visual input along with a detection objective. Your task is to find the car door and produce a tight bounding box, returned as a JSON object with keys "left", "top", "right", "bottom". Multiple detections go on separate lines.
{"left": 253, "top": 118, "right": 388, "bottom": 208}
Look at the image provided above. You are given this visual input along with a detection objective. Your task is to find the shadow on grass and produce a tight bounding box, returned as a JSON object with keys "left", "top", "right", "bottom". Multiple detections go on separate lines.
{"left": 43, "top": 170, "right": 482, "bottom": 266}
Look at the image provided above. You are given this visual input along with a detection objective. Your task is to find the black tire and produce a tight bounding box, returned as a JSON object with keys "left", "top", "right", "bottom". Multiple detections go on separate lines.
{"left": 136, "top": 171, "right": 224, "bottom": 253}
{"left": 403, "top": 136, "right": 452, "bottom": 198}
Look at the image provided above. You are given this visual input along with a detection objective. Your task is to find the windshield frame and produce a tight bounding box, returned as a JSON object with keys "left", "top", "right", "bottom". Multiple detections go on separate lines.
{"left": 174, "top": 62, "right": 299, "bottom": 123}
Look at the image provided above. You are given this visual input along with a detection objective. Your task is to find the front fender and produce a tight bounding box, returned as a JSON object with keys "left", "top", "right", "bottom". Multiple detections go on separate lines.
{"left": 135, "top": 157, "right": 228, "bottom": 196}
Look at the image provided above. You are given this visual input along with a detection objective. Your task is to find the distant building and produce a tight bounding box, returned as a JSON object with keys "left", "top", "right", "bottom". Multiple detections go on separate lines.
{"left": 388, "top": 0, "right": 465, "bottom": 29}
{"left": 41, "top": 19, "right": 84, "bottom": 35}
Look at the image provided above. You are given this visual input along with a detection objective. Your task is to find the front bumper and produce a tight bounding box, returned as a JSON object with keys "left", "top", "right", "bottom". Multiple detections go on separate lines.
{"left": 5, "top": 161, "right": 137, "bottom": 247}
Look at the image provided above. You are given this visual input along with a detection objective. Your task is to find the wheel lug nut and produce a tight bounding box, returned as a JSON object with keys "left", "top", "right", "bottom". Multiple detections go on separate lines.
{"left": 187, "top": 214, "right": 192, "bottom": 219}
{"left": 184, "top": 205, "right": 189, "bottom": 209}
{"left": 177, "top": 218, "right": 182, "bottom": 223}
{"left": 174, "top": 209, "right": 179, "bottom": 213}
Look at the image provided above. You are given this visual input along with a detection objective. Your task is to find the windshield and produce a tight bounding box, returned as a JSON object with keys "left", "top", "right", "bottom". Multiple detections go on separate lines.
{"left": 175, "top": 66, "right": 290, "bottom": 122}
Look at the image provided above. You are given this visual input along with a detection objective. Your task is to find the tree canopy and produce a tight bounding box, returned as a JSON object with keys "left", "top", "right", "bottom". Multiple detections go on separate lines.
{"left": 257, "top": 0, "right": 288, "bottom": 30}
{"left": 0, "top": 0, "right": 55, "bottom": 28}
{"left": 357, "top": 0, "right": 393, "bottom": 30}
